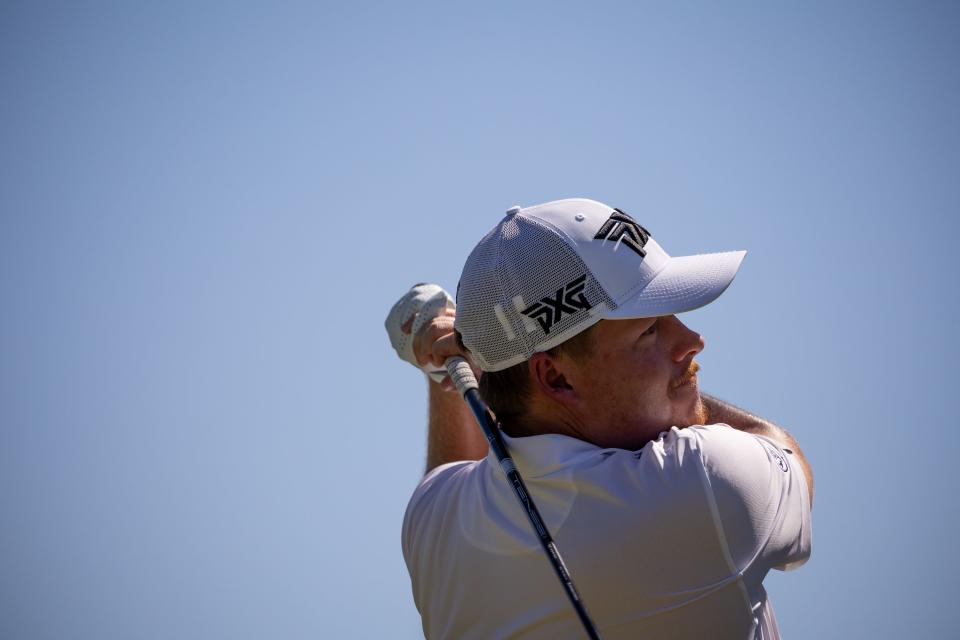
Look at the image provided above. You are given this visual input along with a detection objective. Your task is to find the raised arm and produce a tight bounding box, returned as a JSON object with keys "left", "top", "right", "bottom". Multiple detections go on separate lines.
{"left": 701, "top": 393, "right": 814, "bottom": 506}
{"left": 386, "top": 284, "right": 488, "bottom": 474}
{"left": 425, "top": 376, "right": 487, "bottom": 472}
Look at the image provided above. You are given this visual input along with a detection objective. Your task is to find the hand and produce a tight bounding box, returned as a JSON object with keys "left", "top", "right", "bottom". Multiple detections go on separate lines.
{"left": 385, "top": 284, "right": 460, "bottom": 384}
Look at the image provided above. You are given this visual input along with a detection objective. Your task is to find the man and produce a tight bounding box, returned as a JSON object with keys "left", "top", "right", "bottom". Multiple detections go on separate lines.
{"left": 386, "top": 198, "right": 813, "bottom": 639}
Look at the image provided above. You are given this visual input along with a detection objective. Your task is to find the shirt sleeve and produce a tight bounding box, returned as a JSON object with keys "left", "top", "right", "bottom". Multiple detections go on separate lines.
{"left": 401, "top": 461, "right": 473, "bottom": 575}
{"left": 692, "top": 424, "right": 812, "bottom": 573}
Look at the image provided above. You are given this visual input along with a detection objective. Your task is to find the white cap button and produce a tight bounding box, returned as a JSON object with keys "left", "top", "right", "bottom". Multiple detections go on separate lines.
{"left": 575, "top": 213, "right": 585, "bottom": 221}
{"left": 505, "top": 206, "right": 522, "bottom": 217}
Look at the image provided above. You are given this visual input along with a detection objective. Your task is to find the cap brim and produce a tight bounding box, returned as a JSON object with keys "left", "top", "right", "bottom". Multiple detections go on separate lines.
{"left": 604, "top": 250, "right": 747, "bottom": 319}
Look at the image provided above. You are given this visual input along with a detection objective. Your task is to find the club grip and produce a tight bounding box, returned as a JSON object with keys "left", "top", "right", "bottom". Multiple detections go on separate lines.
{"left": 445, "top": 357, "right": 478, "bottom": 395}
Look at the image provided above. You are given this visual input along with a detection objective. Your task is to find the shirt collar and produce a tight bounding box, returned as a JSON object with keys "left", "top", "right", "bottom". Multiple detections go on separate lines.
{"left": 487, "top": 430, "right": 604, "bottom": 478}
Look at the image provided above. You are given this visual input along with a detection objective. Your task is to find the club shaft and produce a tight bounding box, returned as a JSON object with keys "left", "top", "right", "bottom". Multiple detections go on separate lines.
{"left": 445, "top": 358, "right": 601, "bottom": 640}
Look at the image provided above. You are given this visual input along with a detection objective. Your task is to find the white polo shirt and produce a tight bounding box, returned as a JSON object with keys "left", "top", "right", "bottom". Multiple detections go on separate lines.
{"left": 402, "top": 424, "right": 812, "bottom": 640}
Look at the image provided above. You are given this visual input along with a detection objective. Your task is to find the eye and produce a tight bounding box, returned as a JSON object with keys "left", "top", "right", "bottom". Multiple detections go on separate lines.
{"left": 641, "top": 319, "right": 658, "bottom": 337}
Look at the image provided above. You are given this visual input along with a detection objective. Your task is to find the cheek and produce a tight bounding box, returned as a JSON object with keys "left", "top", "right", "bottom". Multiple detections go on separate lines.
{"left": 579, "top": 344, "right": 674, "bottom": 417}
{"left": 591, "top": 367, "right": 668, "bottom": 421}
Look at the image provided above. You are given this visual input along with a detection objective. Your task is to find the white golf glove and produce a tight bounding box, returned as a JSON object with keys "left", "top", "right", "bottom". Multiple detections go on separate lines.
{"left": 385, "top": 283, "right": 456, "bottom": 383}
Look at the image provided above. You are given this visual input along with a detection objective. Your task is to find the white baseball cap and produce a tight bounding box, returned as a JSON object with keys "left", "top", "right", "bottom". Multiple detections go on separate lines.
{"left": 454, "top": 198, "right": 746, "bottom": 372}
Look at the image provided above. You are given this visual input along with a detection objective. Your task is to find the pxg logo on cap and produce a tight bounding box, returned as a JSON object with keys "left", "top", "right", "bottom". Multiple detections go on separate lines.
{"left": 593, "top": 209, "right": 651, "bottom": 258}
{"left": 520, "top": 275, "right": 592, "bottom": 335}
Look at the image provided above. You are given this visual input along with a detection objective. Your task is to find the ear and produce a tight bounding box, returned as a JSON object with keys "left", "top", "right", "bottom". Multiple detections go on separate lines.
{"left": 528, "top": 352, "right": 580, "bottom": 407}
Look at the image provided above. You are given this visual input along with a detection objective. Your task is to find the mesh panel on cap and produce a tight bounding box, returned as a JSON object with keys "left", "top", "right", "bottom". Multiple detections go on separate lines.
{"left": 456, "top": 213, "right": 615, "bottom": 371}
{"left": 455, "top": 225, "right": 506, "bottom": 371}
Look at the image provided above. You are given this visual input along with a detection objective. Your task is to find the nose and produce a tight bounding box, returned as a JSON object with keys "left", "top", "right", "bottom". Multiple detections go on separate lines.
{"left": 666, "top": 316, "right": 705, "bottom": 362}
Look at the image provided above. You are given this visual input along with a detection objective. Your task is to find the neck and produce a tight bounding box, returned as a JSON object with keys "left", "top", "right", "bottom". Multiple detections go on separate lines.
{"left": 501, "top": 402, "right": 598, "bottom": 446}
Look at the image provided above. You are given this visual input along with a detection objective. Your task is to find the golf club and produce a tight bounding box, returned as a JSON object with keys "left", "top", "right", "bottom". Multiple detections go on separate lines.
{"left": 444, "top": 356, "right": 602, "bottom": 640}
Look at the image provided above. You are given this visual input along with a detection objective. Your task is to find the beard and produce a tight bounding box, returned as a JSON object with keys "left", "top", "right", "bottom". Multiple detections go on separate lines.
{"left": 692, "top": 395, "right": 708, "bottom": 426}
{"left": 669, "top": 360, "right": 708, "bottom": 426}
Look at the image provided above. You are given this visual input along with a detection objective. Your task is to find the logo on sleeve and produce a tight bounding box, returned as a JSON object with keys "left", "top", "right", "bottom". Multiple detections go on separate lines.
{"left": 769, "top": 448, "right": 789, "bottom": 473}
{"left": 521, "top": 274, "right": 592, "bottom": 334}
{"left": 594, "top": 209, "right": 652, "bottom": 258}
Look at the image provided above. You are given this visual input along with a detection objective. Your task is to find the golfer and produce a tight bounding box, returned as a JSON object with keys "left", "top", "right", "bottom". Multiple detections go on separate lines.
{"left": 386, "top": 198, "right": 813, "bottom": 639}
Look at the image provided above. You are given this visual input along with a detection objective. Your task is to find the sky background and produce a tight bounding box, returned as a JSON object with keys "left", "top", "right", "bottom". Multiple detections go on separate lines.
{"left": 1, "top": 1, "right": 958, "bottom": 638}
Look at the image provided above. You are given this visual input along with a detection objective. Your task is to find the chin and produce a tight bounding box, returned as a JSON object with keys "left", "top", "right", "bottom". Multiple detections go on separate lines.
{"left": 675, "top": 396, "right": 708, "bottom": 427}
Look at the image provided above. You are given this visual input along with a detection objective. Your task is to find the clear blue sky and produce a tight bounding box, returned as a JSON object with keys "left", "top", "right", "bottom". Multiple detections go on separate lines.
{"left": 2, "top": 2, "right": 957, "bottom": 638}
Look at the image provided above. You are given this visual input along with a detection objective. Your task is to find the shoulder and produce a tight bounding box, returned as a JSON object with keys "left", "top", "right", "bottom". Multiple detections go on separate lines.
{"left": 401, "top": 460, "right": 480, "bottom": 556}
{"left": 674, "top": 423, "right": 801, "bottom": 522}
{"left": 677, "top": 424, "right": 813, "bottom": 572}
{"left": 586, "top": 425, "right": 762, "bottom": 526}
{"left": 406, "top": 459, "right": 478, "bottom": 516}
{"left": 638, "top": 423, "right": 768, "bottom": 479}
{"left": 682, "top": 423, "right": 803, "bottom": 506}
